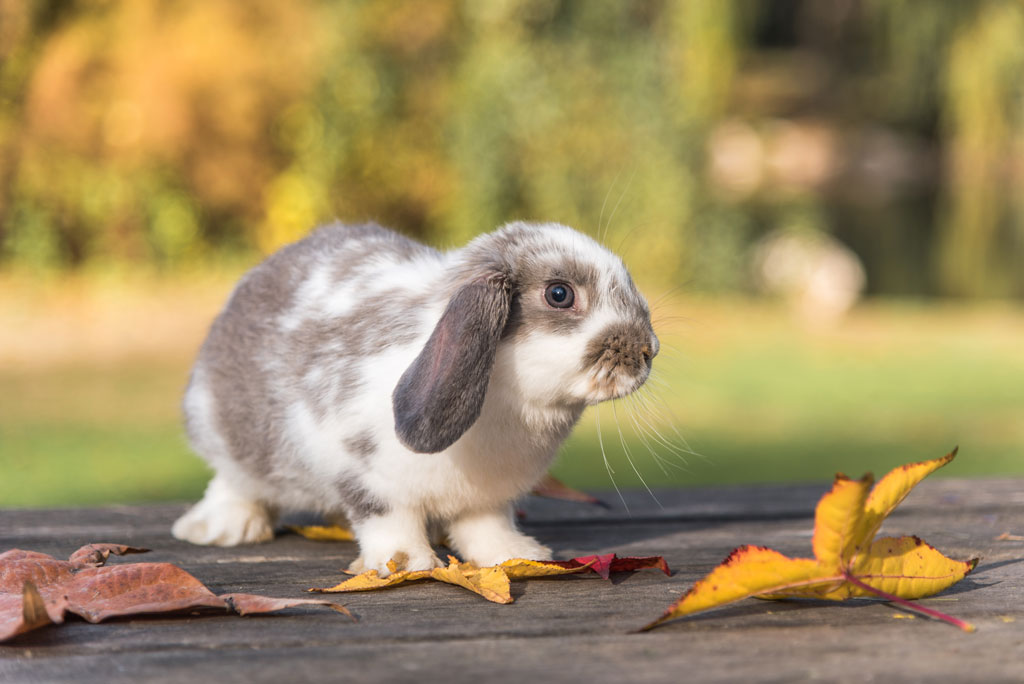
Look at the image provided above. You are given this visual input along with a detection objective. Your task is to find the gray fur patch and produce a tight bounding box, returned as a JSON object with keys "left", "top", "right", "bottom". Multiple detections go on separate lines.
{"left": 344, "top": 430, "right": 378, "bottom": 462}
{"left": 458, "top": 222, "right": 640, "bottom": 341}
{"left": 197, "top": 233, "right": 318, "bottom": 478}
{"left": 301, "top": 363, "right": 363, "bottom": 421}
{"left": 499, "top": 258, "right": 602, "bottom": 339}
{"left": 188, "top": 221, "right": 436, "bottom": 487}
{"left": 290, "top": 291, "right": 427, "bottom": 359}
{"left": 335, "top": 476, "right": 389, "bottom": 520}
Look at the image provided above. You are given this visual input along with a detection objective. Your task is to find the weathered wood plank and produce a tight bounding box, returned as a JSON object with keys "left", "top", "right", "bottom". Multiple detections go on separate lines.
{"left": 1, "top": 479, "right": 1021, "bottom": 683}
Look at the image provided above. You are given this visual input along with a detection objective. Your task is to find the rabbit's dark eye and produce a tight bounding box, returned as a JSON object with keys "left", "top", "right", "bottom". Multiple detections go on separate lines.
{"left": 544, "top": 282, "right": 575, "bottom": 309}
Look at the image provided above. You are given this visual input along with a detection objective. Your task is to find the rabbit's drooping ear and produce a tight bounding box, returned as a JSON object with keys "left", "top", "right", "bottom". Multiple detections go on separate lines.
{"left": 392, "top": 278, "right": 511, "bottom": 453}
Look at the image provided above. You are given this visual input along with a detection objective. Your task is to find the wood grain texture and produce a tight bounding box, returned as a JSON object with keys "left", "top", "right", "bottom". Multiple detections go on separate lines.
{"left": 1, "top": 479, "right": 1022, "bottom": 683}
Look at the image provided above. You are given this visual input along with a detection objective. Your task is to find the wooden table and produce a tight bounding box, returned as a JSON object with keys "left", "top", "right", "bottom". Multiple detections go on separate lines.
{"left": 2, "top": 478, "right": 1022, "bottom": 683}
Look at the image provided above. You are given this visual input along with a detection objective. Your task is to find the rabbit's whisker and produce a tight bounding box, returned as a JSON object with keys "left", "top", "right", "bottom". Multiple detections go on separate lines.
{"left": 605, "top": 164, "right": 637, "bottom": 246}
{"left": 621, "top": 400, "right": 669, "bottom": 477}
{"left": 611, "top": 400, "right": 662, "bottom": 509}
{"left": 597, "top": 168, "right": 624, "bottom": 245}
{"left": 639, "top": 387, "right": 710, "bottom": 464}
{"left": 634, "top": 386, "right": 702, "bottom": 458}
{"left": 627, "top": 393, "right": 694, "bottom": 461}
{"left": 595, "top": 405, "right": 628, "bottom": 514}
{"left": 624, "top": 400, "right": 688, "bottom": 475}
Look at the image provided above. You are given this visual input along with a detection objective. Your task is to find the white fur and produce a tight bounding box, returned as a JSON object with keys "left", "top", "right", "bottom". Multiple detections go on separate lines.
{"left": 172, "top": 475, "right": 274, "bottom": 546}
{"left": 174, "top": 222, "right": 653, "bottom": 576}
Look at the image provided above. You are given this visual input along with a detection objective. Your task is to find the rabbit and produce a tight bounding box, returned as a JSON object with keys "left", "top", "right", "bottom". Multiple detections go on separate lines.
{"left": 172, "top": 221, "right": 659, "bottom": 575}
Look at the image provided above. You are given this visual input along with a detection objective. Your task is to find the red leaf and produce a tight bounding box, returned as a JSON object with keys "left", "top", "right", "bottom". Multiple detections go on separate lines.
{"left": 574, "top": 553, "right": 617, "bottom": 580}
{"left": 68, "top": 543, "right": 149, "bottom": 568}
{"left": 544, "top": 553, "right": 671, "bottom": 580}
{"left": 604, "top": 555, "right": 671, "bottom": 576}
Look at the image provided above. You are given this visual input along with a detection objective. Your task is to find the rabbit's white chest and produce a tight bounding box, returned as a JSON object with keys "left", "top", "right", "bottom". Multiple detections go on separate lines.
{"left": 352, "top": 395, "right": 576, "bottom": 520}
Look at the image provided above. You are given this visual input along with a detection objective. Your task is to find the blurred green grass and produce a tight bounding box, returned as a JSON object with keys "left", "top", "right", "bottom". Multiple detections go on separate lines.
{"left": 1, "top": 299, "right": 1022, "bottom": 507}
{"left": 558, "top": 300, "right": 1024, "bottom": 489}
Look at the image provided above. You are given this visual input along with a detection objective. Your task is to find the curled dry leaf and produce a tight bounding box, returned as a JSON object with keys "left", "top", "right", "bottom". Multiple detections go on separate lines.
{"left": 642, "top": 449, "right": 978, "bottom": 633}
{"left": 0, "top": 544, "right": 353, "bottom": 643}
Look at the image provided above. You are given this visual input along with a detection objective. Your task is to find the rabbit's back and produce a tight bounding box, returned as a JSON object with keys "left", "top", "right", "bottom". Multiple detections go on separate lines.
{"left": 183, "top": 223, "right": 447, "bottom": 510}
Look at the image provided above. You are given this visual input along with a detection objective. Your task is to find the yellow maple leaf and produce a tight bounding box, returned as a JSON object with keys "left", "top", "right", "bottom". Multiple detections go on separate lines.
{"left": 311, "top": 557, "right": 594, "bottom": 603}
{"left": 498, "top": 558, "right": 594, "bottom": 580}
{"left": 431, "top": 557, "right": 513, "bottom": 604}
{"left": 312, "top": 560, "right": 432, "bottom": 593}
{"left": 642, "top": 449, "right": 978, "bottom": 632}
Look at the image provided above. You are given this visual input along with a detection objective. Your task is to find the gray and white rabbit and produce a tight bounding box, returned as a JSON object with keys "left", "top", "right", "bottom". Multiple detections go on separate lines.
{"left": 173, "top": 221, "right": 658, "bottom": 575}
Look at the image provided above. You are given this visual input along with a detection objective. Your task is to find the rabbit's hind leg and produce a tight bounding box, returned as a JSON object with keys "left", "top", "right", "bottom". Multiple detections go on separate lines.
{"left": 172, "top": 475, "right": 276, "bottom": 546}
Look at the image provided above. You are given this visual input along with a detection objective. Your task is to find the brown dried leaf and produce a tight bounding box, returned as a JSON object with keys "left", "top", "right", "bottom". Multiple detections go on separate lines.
{"left": 0, "top": 583, "right": 59, "bottom": 642}
{"left": 0, "top": 544, "right": 351, "bottom": 642}
{"left": 221, "top": 593, "right": 354, "bottom": 619}
{"left": 67, "top": 543, "right": 150, "bottom": 567}
{"left": 531, "top": 474, "right": 609, "bottom": 507}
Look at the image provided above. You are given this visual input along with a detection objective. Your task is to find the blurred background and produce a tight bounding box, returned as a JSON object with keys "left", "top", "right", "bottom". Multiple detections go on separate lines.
{"left": 1, "top": 0, "right": 1022, "bottom": 507}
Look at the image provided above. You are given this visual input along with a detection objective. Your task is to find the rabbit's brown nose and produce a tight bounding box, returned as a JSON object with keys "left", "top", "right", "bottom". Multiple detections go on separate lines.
{"left": 642, "top": 333, "right": 659, "bottom": 363}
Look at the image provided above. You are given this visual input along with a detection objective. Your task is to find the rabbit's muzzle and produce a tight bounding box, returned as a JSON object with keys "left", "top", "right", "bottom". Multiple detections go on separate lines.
{"left": 582, "top": 321, "right": 659, "bottom": 401}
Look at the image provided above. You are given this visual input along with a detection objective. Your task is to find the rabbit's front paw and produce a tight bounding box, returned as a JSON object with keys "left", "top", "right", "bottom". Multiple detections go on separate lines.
{"left": 350, "top": 511, "right": 442, "bottom": 576}
{"left": 348, "top": 548, "right": 443, "bottom": 576}
{"left": 462, "top": 533, "right": 551, "bottom": 567}
{"left": 449, "top": 510, "right": 552, "bottom": 567}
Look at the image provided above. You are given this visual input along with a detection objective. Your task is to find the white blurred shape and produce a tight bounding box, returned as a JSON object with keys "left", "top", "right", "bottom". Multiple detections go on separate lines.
{"left": 708, "top": 120, "right": 764, "bottom": 198}
{"left": 752, "top": 230, "right": 866, "bottom": 328}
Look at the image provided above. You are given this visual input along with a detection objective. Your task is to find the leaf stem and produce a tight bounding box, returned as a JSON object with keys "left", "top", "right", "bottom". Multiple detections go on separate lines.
{"left": 842, "top": 571, "right": 975, "bottom": 632}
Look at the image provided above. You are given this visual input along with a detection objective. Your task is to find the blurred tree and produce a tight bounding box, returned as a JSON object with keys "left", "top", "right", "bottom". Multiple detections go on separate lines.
{"left": 0, "top": 0, "right": 1022, "bottom": 297}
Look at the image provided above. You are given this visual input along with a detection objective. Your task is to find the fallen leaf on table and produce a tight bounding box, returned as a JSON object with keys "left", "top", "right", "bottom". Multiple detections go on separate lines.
{"left": 498, "top": 558, "right": 595, "bottom": 580}
{"left": 531, "top": 474, "right": 609, "bottom": 507}
{"left": 432, "top": 557, "right": 513, "bottom": 604}
{"left": 312, "top": 552, "right": 667, "bottom": 603}
{"left": 543, "top": 553, "right": 671, "bottom": 580}
{"left": 288, "top": 524, "right": 357, "bottom": 542}
{"left": 642, "top": 449, "right": 978, "bottom": 633}
{"left": 0, "top": 582, "right": 55, "bottom": 641}
{"left": 314, "top": 559, "right": 433, "bottom": 593}
{"left": 0, "top": 543, "right": 353, "bottom": 643}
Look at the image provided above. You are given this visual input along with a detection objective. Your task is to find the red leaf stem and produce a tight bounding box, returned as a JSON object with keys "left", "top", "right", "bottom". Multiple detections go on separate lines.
{"left": 841, "top": 571, "right": 975, "bottom": 633}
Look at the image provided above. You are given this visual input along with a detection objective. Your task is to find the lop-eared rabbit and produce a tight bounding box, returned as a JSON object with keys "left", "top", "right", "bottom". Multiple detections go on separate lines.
{"left": 174, "top": 222, "right": 658, "bottom": 575}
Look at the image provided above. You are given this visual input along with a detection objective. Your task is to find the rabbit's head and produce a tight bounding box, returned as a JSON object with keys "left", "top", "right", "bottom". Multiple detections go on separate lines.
{"left": 393, "top": 222, "right": 658, "bottom": 453}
